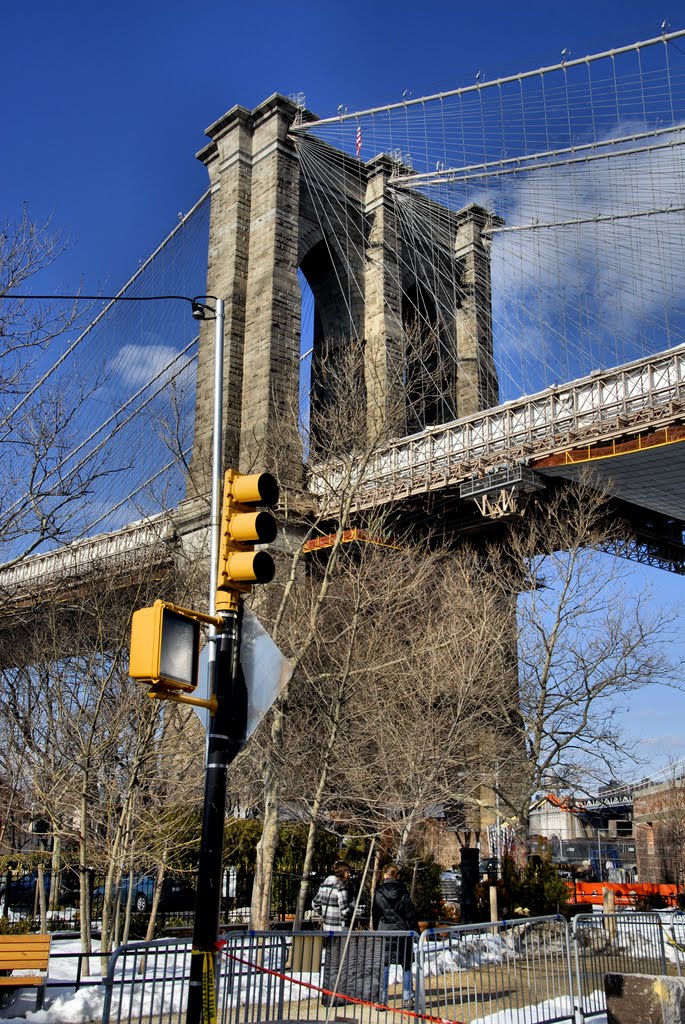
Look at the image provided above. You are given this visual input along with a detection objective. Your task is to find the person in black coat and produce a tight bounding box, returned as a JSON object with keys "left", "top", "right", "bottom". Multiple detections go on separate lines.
{"left": 372, "top": 864, "right": 418, "bottom": 1006}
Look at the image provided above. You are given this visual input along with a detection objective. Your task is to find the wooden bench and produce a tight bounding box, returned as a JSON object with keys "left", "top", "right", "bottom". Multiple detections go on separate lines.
{"left": 0, "top": 934, "right": 51, "bottom": 1010}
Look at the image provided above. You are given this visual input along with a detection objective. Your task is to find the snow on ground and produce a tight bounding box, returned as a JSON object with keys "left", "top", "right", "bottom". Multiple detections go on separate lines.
{"left": 472, "top": 995, "right": 606, "bottom": 1024}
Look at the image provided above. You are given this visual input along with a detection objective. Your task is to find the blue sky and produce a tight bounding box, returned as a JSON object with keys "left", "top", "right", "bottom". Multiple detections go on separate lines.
{"left": 3, "top": 0, "right": 685, "bottom": 778}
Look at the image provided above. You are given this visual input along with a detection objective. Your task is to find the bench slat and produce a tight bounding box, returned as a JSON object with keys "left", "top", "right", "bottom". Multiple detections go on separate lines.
{"left": 0, "top": 941, "right": 50, "bottom": 948}
{"left": 0, "top": 944, "right": 50, "bottom": 952}
{"left": 0, "top": 934, "right": 51, "bottom": 975}
{"left": 0, "top": 945, "right": 50, "bottom": 952}
{"left": 0, "top": 960, "right": 50, "bottom": 969}
{"left": 0, "top": 936, "right": 50, "bottom": 943}
{"left": 0, "top": 977, "right": 42, "bottom": 986}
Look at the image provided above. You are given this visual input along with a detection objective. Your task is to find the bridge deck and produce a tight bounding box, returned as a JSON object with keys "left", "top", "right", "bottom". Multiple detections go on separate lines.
{"left": 314, "top": 344, "right": 685, "bottom": 517}
{"left": 2, "top": 344, "right": 685, "bottom": 592}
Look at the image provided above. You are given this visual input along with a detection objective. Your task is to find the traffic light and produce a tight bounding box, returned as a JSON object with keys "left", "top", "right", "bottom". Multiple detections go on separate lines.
{"left": 217, "top": 469, "right": 279, "bottom": 610}
{"left": 129, "top": 600, "right": 200, "bottom": 692}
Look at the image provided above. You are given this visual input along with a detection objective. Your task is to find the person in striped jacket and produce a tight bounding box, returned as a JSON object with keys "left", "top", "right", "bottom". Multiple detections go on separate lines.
{"left": 312, "top": 860, "right": 353, "bottom": 931}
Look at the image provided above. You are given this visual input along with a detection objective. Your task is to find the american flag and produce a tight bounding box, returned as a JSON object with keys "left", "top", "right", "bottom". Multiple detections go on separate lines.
{"left": 355, "top": 123, "right": 362, "bottom": 158}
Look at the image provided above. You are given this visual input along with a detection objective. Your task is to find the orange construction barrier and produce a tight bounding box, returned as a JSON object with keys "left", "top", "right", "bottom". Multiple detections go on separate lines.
{"left": 569, "top": 880, "right": 679, "bottom": 907}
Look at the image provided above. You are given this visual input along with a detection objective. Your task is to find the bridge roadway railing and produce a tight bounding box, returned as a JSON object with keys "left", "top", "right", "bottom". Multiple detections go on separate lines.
{"left": 0, "top": 514, "right": 173, "bottom": 595}
{"left": 3, "top": 345, "right": 685, "bottom": 592}
{"left": 313, "top": 343, "right": 685, "bottom": 510}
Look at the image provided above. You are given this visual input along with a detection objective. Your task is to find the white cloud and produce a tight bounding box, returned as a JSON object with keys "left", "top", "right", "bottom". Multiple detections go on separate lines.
{"left": 109, "top": 343, "right": 188, "bottom": 390}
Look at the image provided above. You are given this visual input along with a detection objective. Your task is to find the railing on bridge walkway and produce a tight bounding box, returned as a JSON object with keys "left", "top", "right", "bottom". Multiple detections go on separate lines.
{"left": 315, "top": 343, "right": 685, "bottom": 510}
{"left": 4, "top": 344, "right": 685, "bottom": 593}
{"left": 99, "top": 913, "right": 685, "bottom": 1024}
{"left": 0, "top": 513, "right": 172, "bottom": 595}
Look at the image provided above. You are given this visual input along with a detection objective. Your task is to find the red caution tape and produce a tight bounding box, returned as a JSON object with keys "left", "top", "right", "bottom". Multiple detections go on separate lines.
{"left": 222, "top": 949, "right": 464, "bottom": 1024}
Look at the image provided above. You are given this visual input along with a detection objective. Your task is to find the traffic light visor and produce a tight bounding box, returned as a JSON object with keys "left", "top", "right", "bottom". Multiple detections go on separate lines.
{"left": 228, "top": 510, "right": 278, "bottom": 544}
{"left": 224, "top": 550, "right": 276, "bottom": 584}
{"left": 231, "top": 472, "right": 279, "bottom": 507}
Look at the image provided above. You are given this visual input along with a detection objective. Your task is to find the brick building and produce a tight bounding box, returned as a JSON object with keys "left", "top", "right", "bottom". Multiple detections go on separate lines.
{"left": 633, "top": 778, "right": 685, "bottom": 885}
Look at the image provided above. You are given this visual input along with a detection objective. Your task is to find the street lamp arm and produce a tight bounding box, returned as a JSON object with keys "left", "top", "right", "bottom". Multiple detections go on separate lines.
{"left": 3, "top": 292, "right": 220, "bottom": 318}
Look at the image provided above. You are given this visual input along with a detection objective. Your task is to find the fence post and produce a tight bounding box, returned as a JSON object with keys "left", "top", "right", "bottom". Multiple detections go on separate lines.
{"left": 603, "top": 890, "right": 617, "bottom": 942}
{"left": 571, "top": 916, "right": 586, "bottom": 1024}
{"left": 100, "top": 943, "right": 121, "bottom": 1024}
{"left": 2, "top": 869, "right": 12, "bottom": 919}
{"left": 416, "top": 929, "right": 426, "bottom": 1015}
{"left": 489, "top": 885, "right": 498, "bottom": 922}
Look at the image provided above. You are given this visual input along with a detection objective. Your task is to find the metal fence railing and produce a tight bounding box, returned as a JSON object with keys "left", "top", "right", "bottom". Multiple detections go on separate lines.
{"left": 102, "top": 938, "right": 194, "bottom": 1024}
{"left": 417, "top": 916, "right": 575, "bottom": 1024}
{"left": 572, "top": 912, "right": 670, "bottom": 1018}
{"left": 93, "top": 912, "right": 685, "bottom": 1024}
{"left": 0, "top": 867, "right": 312, "bottom": 931}
{"left": 219, "top": 930, "right": 401, "bottom": 1024}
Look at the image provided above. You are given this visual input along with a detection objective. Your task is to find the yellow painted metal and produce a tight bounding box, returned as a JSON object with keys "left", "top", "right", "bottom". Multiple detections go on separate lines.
{"left": 563, "top": 427, "right": 685, "bottom": 465}
{"left": 148, "top": 686, "right": 218, "bottom": 715}
{"left": 129, "top": 603, "right": 164, "bottom": 682}
{"left": 217, "top": 469, "right": 278, "bottom": 602}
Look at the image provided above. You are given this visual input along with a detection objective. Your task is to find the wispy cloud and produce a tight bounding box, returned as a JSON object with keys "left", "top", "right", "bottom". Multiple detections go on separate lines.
{"left": 109, "top": 343, "right": 191, "bottom": 390}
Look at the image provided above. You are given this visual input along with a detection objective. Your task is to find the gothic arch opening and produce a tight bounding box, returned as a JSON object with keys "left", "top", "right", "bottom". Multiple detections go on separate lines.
{"left": 299, "top": 239, "right": 364, "bottom": 454}
{"left": 402, "top": 282, "right": 456, "bottom": 432}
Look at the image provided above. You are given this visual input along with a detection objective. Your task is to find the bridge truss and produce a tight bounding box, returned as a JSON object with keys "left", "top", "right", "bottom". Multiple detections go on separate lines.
{"left": 5, "top": 340, "right": 685, "bottom": 596}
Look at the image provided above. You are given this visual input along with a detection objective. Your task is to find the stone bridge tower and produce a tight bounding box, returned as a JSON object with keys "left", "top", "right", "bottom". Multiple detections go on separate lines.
{"left": 187, "top": 94, "right": 499, "bottom": 497}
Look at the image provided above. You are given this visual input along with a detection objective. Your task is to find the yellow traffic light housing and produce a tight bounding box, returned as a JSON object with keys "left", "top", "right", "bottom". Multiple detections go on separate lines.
{"left": 217, "top": 470, "right": 279, "bottom": 611}
{"left": 129, "top": 600, "right": 222, "bottom": 694}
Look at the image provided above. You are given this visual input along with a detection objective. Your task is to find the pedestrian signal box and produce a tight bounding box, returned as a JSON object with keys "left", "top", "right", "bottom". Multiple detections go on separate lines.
{"left": 129, "top": 600, "right": 201, "bottom": 692}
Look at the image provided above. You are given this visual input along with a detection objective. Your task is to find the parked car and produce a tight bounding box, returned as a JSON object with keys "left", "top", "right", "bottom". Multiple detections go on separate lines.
{"left": 92, "top": 873, "right": 196, "bottom": 915}
{"left": 0, "top": 869, "right": 79, "bottom": 910}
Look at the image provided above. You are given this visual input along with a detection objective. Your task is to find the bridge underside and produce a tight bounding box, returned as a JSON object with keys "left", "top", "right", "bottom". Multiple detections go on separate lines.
{"left": 533, "top": 427, "right": 685, "bottom": 572}
{"left": 311, "top": 479, "right": 685, "bottom": 577}
{"left": 532, "top": 427, "right": 685, "bottom": 522}
{"left": 312, "top": 423, "right": 685, "bottom": 574}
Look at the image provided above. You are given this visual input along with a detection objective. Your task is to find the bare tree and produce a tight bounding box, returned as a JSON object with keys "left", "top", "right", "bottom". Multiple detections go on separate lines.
{"left": 0, "top": 209, "right": 118, "bottom": 566}
{"left": 490, "top": 482, "right": 680, "bottom": 839}
{"left": 246, "top": 339, "right": 409, "bottom": 929}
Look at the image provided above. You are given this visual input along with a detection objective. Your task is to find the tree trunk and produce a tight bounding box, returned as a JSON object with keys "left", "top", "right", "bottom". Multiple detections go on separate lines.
{"left": 144, "top": 853, "right": 168, "bottom": 943}
{"left": 36, "top": 862, "right": 48, "bottom": 933}
{"left": 78, "top": 788, "right": 92, "bottom": 975}
{"left": 48, "top": 834, "right": 61, "bottom": 914}
{"left": 369, "top": 847, "right": 384, "bottom": 928}
{"left": 250, "top": 735, "right": 282, "bottom": 930}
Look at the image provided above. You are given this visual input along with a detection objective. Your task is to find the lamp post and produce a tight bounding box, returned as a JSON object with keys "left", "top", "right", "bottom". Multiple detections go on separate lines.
{"left": 5, "top": 289, "right": 227, "bottom": 944}
{"left": 597, "top": 826, "right": 603, "bottom": 883}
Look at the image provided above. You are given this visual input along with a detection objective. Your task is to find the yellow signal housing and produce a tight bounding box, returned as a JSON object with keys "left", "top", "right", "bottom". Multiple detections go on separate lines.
{"left": 129, "top": 600, "right": 201, "bottom": 692}
{"left": 217, "top": 470, "right": 279, "bottom": 611}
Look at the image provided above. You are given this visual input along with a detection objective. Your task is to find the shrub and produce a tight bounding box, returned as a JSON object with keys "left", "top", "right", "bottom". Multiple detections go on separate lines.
{"left": 634, "top": 892, "right": 667, "bottom": 911}
{"left": 0, "top": 919, "right": 30, "bottom": 935}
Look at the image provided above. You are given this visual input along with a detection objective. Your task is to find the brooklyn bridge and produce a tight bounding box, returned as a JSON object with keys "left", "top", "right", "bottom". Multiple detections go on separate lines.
{"left": 3, "top": 28, "right": 685, "bottom": 598}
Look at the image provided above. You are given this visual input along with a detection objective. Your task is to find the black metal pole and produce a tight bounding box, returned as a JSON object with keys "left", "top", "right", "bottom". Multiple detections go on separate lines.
{"left": 460, "top": 847, "right": 480, "bottom": 925}
{"left": 186, "top": 607, "right": 247, "bottom": 1024}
